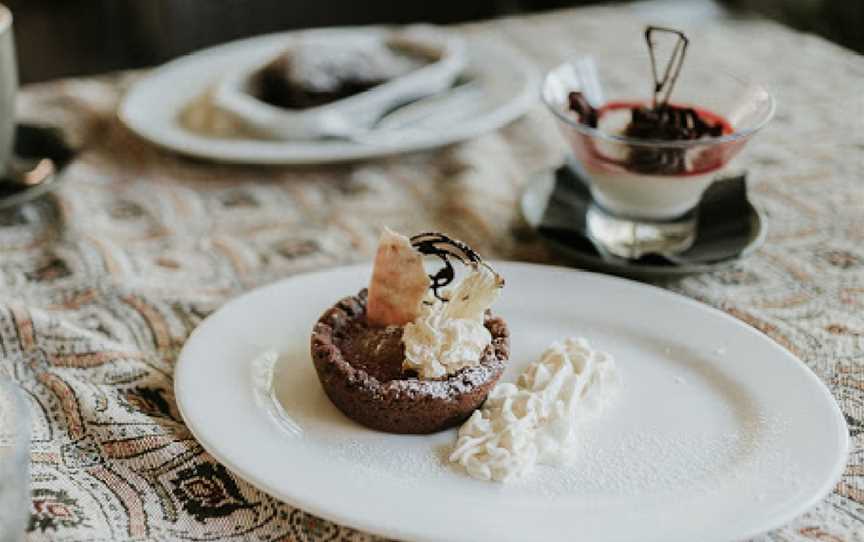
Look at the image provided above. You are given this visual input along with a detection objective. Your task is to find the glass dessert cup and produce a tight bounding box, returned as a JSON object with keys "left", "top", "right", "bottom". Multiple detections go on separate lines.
{"left": 0, "top": 376, "right": 31, "bottom": 540}
{"left": 542, "top": 59, "right": 775, "bottom": 260}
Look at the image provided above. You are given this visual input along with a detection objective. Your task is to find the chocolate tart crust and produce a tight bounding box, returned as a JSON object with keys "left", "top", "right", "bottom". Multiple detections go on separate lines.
{"left": 310, "top": 289, "right": 510, "bottom": 434}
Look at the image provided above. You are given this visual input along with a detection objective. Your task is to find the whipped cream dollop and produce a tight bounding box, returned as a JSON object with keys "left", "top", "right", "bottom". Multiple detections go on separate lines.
{"left": 449, "top": 337, "right": 620, "bottom": 482}
{"left": 402, "top": 267, "right": 501, "bottom": 379}
{"left": 402, "top": 300, "right": 491, "bottom": 379}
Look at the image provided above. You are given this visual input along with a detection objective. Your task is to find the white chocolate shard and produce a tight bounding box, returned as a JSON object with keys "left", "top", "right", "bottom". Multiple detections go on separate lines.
{"left": 367, "top": 228, "right": 431, "bottom": 327}
{"left": 443, "top": 265, "right": 504, "bottom": 322}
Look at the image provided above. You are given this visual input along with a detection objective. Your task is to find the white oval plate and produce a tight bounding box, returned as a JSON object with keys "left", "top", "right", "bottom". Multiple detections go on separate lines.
{"left": 175, "top": 262, "right": 848, "bottom": 542}
{"left": 119, "top": 28, "right": 538, "bottom": 164}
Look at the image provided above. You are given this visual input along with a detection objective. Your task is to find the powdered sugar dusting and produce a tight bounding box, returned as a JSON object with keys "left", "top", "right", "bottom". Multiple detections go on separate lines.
{"left": 266, "top": 324, "right": 805, "bottom": 505}
{"left": 387, "top": 359, "right": 502, "bottom": 400}
{"left": 288, "top": 39, "right": 428, "bottom": 93}
{"left": 301, "top": 406, "right": 799, "bottom": 505}
{"left": 324, "top": 437, "right": 452, "bottom": 485}
{"left": 523, "top": 412, "right": 797, "bottom": 499}
{"left": 311, "top": 406, "right": 798, "bottom": 505}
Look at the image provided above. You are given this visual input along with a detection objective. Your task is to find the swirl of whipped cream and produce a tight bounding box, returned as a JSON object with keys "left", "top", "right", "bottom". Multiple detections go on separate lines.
{"left": 449, "top": 337, "right": 619, "bottom": 482}
{"left": 402, "top": 300, "right": 491, "bottom": 380}
{"left": 402, "top": 266, "right": 501, "bottom": 380}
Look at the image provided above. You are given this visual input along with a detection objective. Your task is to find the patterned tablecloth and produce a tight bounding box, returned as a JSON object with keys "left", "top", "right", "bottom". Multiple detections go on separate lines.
{"left": 3, "top": 2, "right": 863, "bottom": 540}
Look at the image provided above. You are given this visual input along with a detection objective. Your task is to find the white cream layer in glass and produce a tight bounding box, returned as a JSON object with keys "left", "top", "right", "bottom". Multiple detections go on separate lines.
{"left": 586, "top": 167, "right": 715, "bottom": 220}
{"left": 586, "top": 108, "right": 718, "bottom": 220}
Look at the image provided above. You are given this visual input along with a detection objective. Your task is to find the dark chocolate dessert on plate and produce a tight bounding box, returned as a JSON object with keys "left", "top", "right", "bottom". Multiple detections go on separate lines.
{"left": 310, "top": 230, "right": 509, "bottom": 434}
{"left": 252, "top": 38, "right": 433, "bottom": 110}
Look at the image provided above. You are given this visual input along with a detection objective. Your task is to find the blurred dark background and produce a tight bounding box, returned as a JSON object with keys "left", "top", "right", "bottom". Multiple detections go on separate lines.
{"left": 6, "top": 0, "right": 862, "bottom": 84}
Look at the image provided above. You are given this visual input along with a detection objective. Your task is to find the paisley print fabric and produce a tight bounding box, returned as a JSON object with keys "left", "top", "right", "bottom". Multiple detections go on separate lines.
{"left": 2, "top": 5, "right": 862, "bottom": 541}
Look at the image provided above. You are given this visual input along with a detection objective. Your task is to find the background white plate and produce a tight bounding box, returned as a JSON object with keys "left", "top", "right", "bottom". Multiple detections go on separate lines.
{"left": 175, "top": 262, "right": 848, "bottom": 542}
{"left": 119, "top": 28, "right": 538, "bottom": 164}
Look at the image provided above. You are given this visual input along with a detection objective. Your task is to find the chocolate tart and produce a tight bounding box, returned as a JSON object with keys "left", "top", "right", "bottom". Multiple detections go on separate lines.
{"left": 310, "top": 289, "right": 510, "bottom": 434}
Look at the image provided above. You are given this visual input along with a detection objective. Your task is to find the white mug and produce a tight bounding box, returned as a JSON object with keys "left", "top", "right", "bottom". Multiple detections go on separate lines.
{"left": 0, "top": 4, "right": 15, "bottom": 175}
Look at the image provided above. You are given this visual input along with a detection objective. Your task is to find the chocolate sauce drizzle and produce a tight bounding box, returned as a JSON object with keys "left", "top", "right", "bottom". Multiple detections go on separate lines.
{"left": 410, "top": 232, "right": 501, "bottom": 302}
{"left": 568, "top": 92, "right": 597, "bottom": 128}
{"left": 646, "top": 26, "right": 688, "bottom": 110}
{"left": 566, "top": 26, "right": 727, "bottom": 174}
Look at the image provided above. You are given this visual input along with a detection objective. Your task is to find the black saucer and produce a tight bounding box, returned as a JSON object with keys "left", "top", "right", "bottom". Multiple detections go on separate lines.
{"left": 520, "top": 164, "right": 766, "bottom": 279}
{"left": 0, "top": 125, "right": 76, "bottom": 210}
